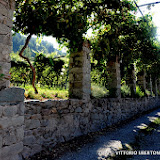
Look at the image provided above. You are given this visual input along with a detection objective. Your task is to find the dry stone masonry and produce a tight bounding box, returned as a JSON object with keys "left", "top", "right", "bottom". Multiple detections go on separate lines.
{"left": 0, "top": 88, "right": 25, "bottom": 160}
{"left": 126, "top": 64, "right": 136, "bottom": 94}
{"left": 69, "top": 41, "right": 91, "bottom": 100}
{"left": 137, "top": 70, "right": 146, "bottom": 92}
{"left": 23, "top": 97, "right": 160, "bottom": 158}
{"left": 0, "top": 0, "right": 14, "bottom": 90}
{"left": 153, "top": 79, "right": 158, "bottom": 96}
{"left": 107, "top": 56, "right": 121, "bottom": 98}
{"left": 0, "top": 1, "right": 160, "bottom": 160}
{"left": 0, "top": 1, "right": 25, "bottom": 160}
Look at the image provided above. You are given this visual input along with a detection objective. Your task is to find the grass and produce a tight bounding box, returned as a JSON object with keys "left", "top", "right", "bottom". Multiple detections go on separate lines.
{"left": 121, "top": 84, "right": 131, "bottom": 98}
{"left": 16, "top": 84, "right": 69, "bottom": 100}
{"left": 91, "top": 83, "right": 109, "bottom": 98}
{"left": 12, "top": 83, "right": 109, "bottom": 100}
{"left": 135, "top": 86, "right": 145, "bottom": 98}
{"left": 12, "top": 83, "right": 151, "bottom": 100}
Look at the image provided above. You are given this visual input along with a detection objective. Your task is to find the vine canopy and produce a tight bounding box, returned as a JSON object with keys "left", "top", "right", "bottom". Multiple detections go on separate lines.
{"left": 13, "top": 0, "right": 134, "bottom": 51}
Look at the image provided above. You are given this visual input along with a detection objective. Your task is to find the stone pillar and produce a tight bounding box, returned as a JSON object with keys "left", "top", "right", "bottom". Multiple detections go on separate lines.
{"left": 158, "top": 79, "right": 160, "bottom": 94}
{"left": 69, "top": 41, "right": 91, "bottom": 100}
{"left": 0, "top": 0, "right": 15, "bottom": 90}
{"left": 153, "top": 78, "right": 158, "bottom": 97}
{"left": 126, "top": 64, "right": 136, "bottom": 94}
{"left": 107, "top": 56, "right": 121, "bottom": 98}
{"left": 150, "top": 75, "right": 153, "bottom": 96}
{"left": 137, "top": 70, "right": 146, "bottom": 92}
{"left": 0, "top": 88, "right": 25, "bottom": 160}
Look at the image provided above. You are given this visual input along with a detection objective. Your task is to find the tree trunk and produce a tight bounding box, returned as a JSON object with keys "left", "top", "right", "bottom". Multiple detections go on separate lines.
{"left": 19, "top": 34, "right": 38, "bottom": 94}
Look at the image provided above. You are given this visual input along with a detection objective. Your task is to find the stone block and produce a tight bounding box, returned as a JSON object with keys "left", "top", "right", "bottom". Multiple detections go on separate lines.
{"left": 12, "top": 116, "right": 24, "bottom": 127}
{"left": 0, "top": 117, "right": 11, "bottom": 129}
{"left": 75, "top": 107, "right": 82, "bottom": 113}
{"left": 0, "top": 88, "right": 25, "bottom": 102}
{"left": 3, "top": 105, "right": 17, "bottom": 117}
{"left": 47, "top": 118, "right": 58, "bottom": 130}
{"left": 31, "top": 144, "right": 42, "bottom": 156}
{"left": 70, "top": 67, "right": 83, "bottom": 73}
{"left": 0, "top": 142, "right": 23, "bottom": 158}
{"left": 0, "top": 106, "right": 3, "bottom": 117}
{"left": 0, "top": 62, "right": 10, "bottom": 75}
{"left": 0, "top": 43, "right": 11, "bottom": 62}
{"left": 3, "top": 129, "right": 17, "bottom": 146}
{"left": 17, "top": 102, "right": 25, "bottom": 116}
{"left": 23, "top": 135, "right": 36, "bottom": 146}
{"left": 41, "top": 119, "right": 49, "bottom": 127}
{"left": 0, "top": 4, "right": 8, "bottom": 17}
{"left": 0, "top": 136, "right": 2, "bottom": 148}
{"left": 0, "top": 23, "right": 11, "bottom": 33}
{"left": 0, "top": 33, "right": 12, "bottom": 46}
{"left": 2, "top": 154, "right": 22, "bottom": 160}
{"left": 16, "top": 127, "right": 24, "bottom": 142}
{"left": 0, "top": 14, "right": 13, "bottom": 27}
{"left": 30, "top": 114, "right": 41, "bottom": 119}
{"left": 22, "top": 146, "right": 31, "bottom": 158}
{"left": 64, "top": 114, "right": 74, "bottom": 125}
{"left": 0, "top": 80, "right": 10, "bottom": 90}
{"left": 25, "top": 119, "right": 40, "bottom": 130}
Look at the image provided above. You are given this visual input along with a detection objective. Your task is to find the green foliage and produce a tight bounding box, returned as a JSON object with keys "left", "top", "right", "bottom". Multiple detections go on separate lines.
{"left": 13, "top": 0, "right": 131, "bottom": 52}
{"left": 91, "top": 69, "right": 107, "bottom": 87}
{"left": 89, "top": 2, "right": 160, "bottom": 88}
{"left": 21, "top": 85, "right": 68, "bottom": 100}
{"left": 0, "top": 74, "right": 4, "bottom": 80}
{"left": 91, "top": 83, "right": 109, "bottom": 98}
{"left": 145, "top": 89, "right": 152, "bottom": 97}
{"left": 90, "top": 1, "right": 137, "bottom": 65}
{"left": 12, "top": 33, "right": 66, "bottom": 57}
{"left": 153, "top": 118, "right": 160, "bottom": 125}
{"left": 0, "top": 66, "right": 4, "bottom": 81}
{"left": 11, "top": 0, "right": 160, "bottom": 98}
{"left": 10, "top": 52, "right": 68, "bottom": 89}
{"left": 135, "top": 86, "right": 145, "bottom": 98}
{"left": 121, "top": 84, "right": 131, "bottom": 98}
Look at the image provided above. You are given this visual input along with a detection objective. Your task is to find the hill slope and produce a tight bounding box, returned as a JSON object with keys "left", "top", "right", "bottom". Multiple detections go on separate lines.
{"left": 12, "top": 33, "right": 66, "bottom": 57}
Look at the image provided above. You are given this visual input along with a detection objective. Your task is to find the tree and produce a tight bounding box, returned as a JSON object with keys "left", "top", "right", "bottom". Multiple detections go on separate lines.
{"left": 13, "top": 0, "right": 127, "bottom": 93}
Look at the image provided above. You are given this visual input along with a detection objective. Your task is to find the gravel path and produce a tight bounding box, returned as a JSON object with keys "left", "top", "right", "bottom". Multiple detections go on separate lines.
{"left": 57, "top": 108, "right": 160, "bottom": 160}
{"left": 129, "top": 126, "right": 160, "bottom": 160}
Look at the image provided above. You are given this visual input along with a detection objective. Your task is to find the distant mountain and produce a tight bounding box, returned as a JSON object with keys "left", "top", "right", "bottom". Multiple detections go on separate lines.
{"left": 12, "top": 33, "right": 66, "bottom": 57}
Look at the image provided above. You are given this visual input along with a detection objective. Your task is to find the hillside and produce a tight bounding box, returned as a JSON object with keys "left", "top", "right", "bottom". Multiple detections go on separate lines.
{"left": 12, "top": 33, "right": 66, "bottom": 57}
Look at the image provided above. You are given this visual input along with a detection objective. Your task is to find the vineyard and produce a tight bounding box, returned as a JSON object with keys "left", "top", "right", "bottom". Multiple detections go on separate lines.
{"left": 9, "top": 0, "right": 160, "bottom": 100}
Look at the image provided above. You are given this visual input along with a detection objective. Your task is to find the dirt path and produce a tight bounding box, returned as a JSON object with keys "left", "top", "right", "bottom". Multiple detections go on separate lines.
{"left": 57, "top": 108, "right": 160, "bottom": 160}
{"left": 27, "top": 107, "right": 160, "bottom": 160}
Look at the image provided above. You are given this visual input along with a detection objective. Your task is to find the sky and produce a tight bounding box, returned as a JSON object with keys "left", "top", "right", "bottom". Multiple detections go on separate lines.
{"left": 43, "top": 0, "right": 160, "bottom": 50}
{"left": 137, "top": 0, "right": 160, "bottom": 39}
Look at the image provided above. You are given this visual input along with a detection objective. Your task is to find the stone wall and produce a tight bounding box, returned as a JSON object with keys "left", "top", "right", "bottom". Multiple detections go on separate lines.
{"left": 0, "top": 88, "right": 25, "bottom": 160}
{"left": 0, "top": 0, "right": 14, "bottom": 90}
{"left": 23, "top": 97, "right": 160, "bottom": 158}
